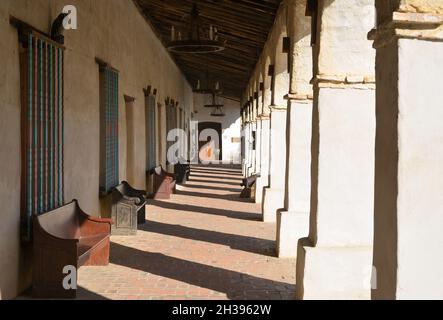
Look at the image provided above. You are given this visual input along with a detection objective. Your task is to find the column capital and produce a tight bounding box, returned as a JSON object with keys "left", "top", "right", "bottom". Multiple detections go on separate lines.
{"left": 284, "top": 93, "right": 313, "bottom": 103}
{"left": 257, "top": 113, "right": 271, "bottom": 120}
{"left": 369, "top": 11, "right": 443, "bottom": 48}
{"left": 310, "top": 74, "right": 376, "bottom": 90}
{"left": 269, "top": 104, "right": 287, "bottom": 111}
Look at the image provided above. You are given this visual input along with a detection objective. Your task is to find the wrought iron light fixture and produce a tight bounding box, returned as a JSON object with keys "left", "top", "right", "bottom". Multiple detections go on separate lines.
{"left": 204, "top": 93, "right": 225, "bottom": 117}
{"left": 167, "top": 3, "right": 226, "bottom": 54}
{"left": 194, "top": 76, "right": 222, "bottom": 95}
{"left": 210, "top": 106, "right": 226, "bottom": 117}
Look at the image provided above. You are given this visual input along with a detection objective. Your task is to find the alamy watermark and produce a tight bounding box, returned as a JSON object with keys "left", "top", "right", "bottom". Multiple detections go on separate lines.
{"left": 62, "top": 5, "right": 77, "bottom": 30}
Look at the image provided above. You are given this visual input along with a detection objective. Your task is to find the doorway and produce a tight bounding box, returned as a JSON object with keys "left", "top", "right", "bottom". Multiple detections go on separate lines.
{"left": 198, "top": 122, "right": 222, "bottom": 163}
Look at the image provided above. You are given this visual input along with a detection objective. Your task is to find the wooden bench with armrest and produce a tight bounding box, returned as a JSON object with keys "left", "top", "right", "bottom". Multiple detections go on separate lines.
{"left": 174, "top": 160, "right": 191, "bottom": 185}
{"left": 148, "top": 166, "right": 177, "bottom": 200}
{"left": 32, "top": 200, "right": 112, "bottom": 299}
{"left": 240, "top": 174, "right": 259, "bottom": 198}
{"left": 110, "top": 181, "right": 147, "bottom": 235}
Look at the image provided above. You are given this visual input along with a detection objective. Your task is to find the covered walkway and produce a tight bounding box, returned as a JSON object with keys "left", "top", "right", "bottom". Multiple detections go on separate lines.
{"left": 76, "top": 165, "right": 295, "bottom": 300}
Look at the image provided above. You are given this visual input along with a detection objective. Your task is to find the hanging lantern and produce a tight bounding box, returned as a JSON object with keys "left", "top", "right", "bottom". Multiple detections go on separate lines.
{"left": 167, "top": 3, "right": 226, "bottom": 54}
{"left": 193, "top": 70, "right": 223, "bottom": 95}
{"left": 211, "top": 106, "right": 225, "bottom": 117}
{"left": 204, "top": 93, "right": 225, "bottom": 117}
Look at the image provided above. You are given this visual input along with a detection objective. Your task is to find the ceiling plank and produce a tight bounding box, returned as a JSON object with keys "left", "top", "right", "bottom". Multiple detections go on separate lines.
{"left": 134, "top": 0, "right": 282, "bottom": 100}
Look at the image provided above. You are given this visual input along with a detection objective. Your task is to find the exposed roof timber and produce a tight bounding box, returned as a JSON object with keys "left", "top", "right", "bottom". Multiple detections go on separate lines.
{"left": 134, "top": 0, "right": 282, "bottom": 101}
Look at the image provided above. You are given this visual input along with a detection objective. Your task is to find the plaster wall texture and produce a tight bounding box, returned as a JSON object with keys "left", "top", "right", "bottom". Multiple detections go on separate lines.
{"left": 296, "top": 0, "right": 376, "bottom": 300}
{"left": 0, "top": 0, "right": 192, "bottom": 299}
{"left": 373, "top": 38, "right": 443, "bottom": 300}
{"left": 255, "top": 120, "right": 262, "bottom": 175}
{"left": 242, "top": 123, "right": 251, "bottom": 174}
{"left": 262, "top": 109, "right": 287, "bottom": 222}
{"left": 275, "top": 0, "right": 313, "bottom": 258}
{"left": 276, "top": 100, "right": 312, "bottom": 257}
{"left": 255, "top": 119, "right": 270, "bottom": 204}
{"left": 193, "top": 94, "right": 241, "bottom": 163}
{"left": 317, "top": 0, "right": 375, "bottom": 78}
{"left": 398, "top": 0, "right": 443, "bottom": 14}
{"left": 249, "top": 121, "right": 257, "bottom": 174}
{"left": 296, "top": 241, "right": 372, "bottom": 299}
{"left": 288, "top": 0, "right": 313, "bottom": 96}
{"left": 310, "top": 88, "right": 375, "bottom": 246}
{"left": 285, "top": 101, "right": 312, "bottom": 213}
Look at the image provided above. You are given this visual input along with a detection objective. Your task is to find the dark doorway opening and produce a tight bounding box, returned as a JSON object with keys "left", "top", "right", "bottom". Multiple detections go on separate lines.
{"left": 198, "top": 122, "right": 222, "bottom": 163}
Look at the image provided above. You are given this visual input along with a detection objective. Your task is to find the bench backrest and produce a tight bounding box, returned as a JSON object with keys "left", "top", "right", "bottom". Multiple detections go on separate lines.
{"left": 114, "top": 183, "right": 127, "bottom": 195}
{"left": 35, "top": 201, "right": 80, "bottom": 240}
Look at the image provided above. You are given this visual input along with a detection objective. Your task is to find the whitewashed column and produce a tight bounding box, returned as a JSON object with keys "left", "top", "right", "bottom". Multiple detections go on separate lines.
{"left": 254, "top": 84, "right": 263, "bottom": 178}
{"left": 371, "top": 0, "right": 443, "bottom": 300}
{"left": 262, "top": 20, "right": 289, "bottom": 222}
{"left": 276, "top": 0, "right": 313, "bottom": 258}
{"left": 248, "top": 98, "right": 256, "bottom": 177}
{"left": 243, "top": 101, "right": 252, "bottom": 176}
{"left": 255, "top": 67, "right": 273, "bottom": 204}
{"left": 296, "top": 0, "right": 376, "bottom": 299}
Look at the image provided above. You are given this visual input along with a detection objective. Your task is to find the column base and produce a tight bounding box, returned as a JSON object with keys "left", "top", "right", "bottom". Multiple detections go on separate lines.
{"left": 262, "top": 188, "right": 284, "bottom": 222}
{"left": 276, "top": 210, "right": 309, "bottom": 258}
{"left": 296, "top": 238, "right": 372, "bottom": 300}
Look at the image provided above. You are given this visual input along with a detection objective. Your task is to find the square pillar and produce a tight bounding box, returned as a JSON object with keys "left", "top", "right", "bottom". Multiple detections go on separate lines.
{"left": 296, "top": 0, "right": 376, "bottom": 299}
{"left": 242, "top": 122, "right": 250, "bottom": 175}
{"left": 255, "top": 120, "right": 262, "bottom": 175}
{"left": 277, "top": 98, "right": 312, "bottom": 257}
{"left": 255, "top": 116, "right": 270, "bottom": 204}
{"left": 371, "top": 1, "right": 443, "bottom": 299}
{"left": 276, "top": 0, "right": 313, "bottom": 258}
{"left": 247, "top": 121, "right": 256, "bottom": 177}
{"left": 262, "top": 107, "right": 287, "bottom": 222}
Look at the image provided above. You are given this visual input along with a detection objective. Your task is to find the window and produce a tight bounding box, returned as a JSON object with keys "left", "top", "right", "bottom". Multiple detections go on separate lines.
{"left": 98, "top": 62, "right": 119, "bottom": 196}
{"left": 18, "top": 31, "right": 65, "bottom": 241}
{"left": 165, "top": 100, "right": 177, "bottom": 164}
{"left": 145, "top": 91, "right": 157, "bottom": 171}
{"left": 157, "top": 103, "right": 163, "bottom": 165}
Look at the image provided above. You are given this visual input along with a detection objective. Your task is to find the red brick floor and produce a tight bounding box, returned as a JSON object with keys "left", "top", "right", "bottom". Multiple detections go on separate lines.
{"left": 76, "top": 165, "right": 296, "bottom": 300}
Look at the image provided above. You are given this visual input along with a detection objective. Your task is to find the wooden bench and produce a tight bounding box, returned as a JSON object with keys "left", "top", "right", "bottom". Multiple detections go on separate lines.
{"left": 240, "top": 174, "right": 259, "bottom": 198}
{"left": 148, "top": 166, "right": 177, "bottom": 199}
{"left": 111, "top": 181, "right": 147, "bottom": 235}
{"left": 174, "top": 161, "right": 191, "bottom": 184}
{"left": 33, "top": 200, "right": 112, "bottom": 299}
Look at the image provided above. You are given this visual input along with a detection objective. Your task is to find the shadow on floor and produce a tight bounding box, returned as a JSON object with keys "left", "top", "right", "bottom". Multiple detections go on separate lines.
{"left": 191, "top": 164, "right": 241, "bottom": 170}
{"left": 15, "top": 286, "right": 109, "bottom": 300}
{"left": 182, "top": 184, "right": 241, "bottom": 193}
{"left": 76, "top": 287, "right": 109, "bottom": 300}
{"left": 110, "top": 242, "right": 295, "bottom": 300}
{"left": 190, "top": 169, "right": 243, "bottom": 176}
{"left": 189, "top": 174, "right": 242, "bottom": 181}
{"left": 148, "top": 200, "right": 261, "bottom": 221}
{"left": 188, "top": 178, "right": 241, "bottom": 186}
{"left": 175, "top": 190, "right": 254, "bottom": 203}
{"left": 139, "top": 221, "right": 275, "bottom": 257}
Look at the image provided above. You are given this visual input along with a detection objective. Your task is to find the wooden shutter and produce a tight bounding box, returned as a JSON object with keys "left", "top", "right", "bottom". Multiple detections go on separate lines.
{"left": 145, "top": 94, "right": 157, "bottom": 170}
{"left": 99, "top": 65, "right": 119, "bottom": 195}
{"left": 19, "top": 32, "right": 65, "bottom": 241}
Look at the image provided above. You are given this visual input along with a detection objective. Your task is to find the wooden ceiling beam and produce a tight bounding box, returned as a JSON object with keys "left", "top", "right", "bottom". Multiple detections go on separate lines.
{"left": 135, "top": 0, "right": 282, "bottom": 99}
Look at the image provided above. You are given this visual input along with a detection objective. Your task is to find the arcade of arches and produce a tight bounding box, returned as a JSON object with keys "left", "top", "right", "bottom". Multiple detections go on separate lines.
{"left": 1, "top": 0, "right": 443, "bottom": 300}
